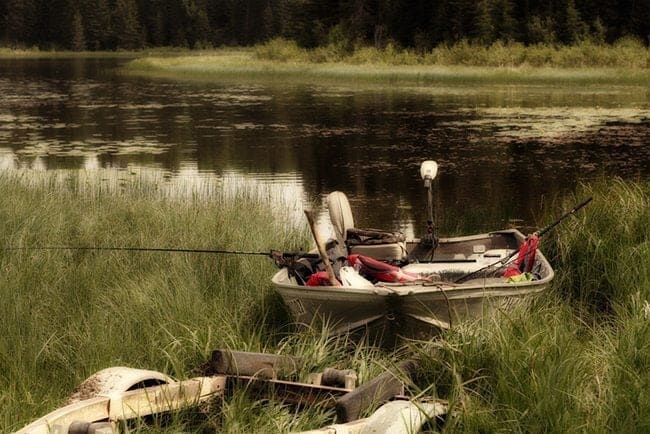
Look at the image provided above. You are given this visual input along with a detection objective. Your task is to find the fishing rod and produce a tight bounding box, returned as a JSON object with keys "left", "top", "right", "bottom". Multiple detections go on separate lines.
{"left": 535, "top": 196, "right": 593, "bottom": 237}
{"left": 454, "top": 196, "right": 593, "bottom": 284}
{"left": 1, "top": 245, "right": 319, "bottom": 264}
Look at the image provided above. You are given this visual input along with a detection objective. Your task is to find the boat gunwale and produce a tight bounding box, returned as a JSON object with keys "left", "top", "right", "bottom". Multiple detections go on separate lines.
{"left": 271, "top": 228, "right": 554, "bottom": 297}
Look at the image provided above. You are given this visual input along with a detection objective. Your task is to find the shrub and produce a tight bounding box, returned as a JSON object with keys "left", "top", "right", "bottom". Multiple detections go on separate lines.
{"left": 253, "top": 38, "right": 307, "bottom": 62}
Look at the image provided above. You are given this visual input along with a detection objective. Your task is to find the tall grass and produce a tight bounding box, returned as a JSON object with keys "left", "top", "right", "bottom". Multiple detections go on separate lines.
{"left": 3, "top": 38, "right": 648, "bottom": 68}
{"left": 0, "top": 46, "right": 212, "bottom": 59}
{"left": 410, "top": 178, "right": 650, "bottom": 432}
{"left": 2, "top": 172, "right": 648, "bottom": 432}
{"left": 547, "top": 178, "right": 650, "bottom": 313}
{"left": 123, "top": 40, "right": 650, "bottom": 87}
{"left": 254, "top": 37, "right": 649, "bottom": 69}
{"left": 0, "top": 169, "right": 392, "bottom": 432}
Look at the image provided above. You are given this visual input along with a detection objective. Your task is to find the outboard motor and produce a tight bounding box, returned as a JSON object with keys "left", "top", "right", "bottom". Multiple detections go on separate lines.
{"left": 420, "top": 160, "right": 439, "bottom": 251}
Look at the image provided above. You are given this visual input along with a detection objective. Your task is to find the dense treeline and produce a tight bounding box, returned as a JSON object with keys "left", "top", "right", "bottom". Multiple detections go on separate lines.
{"left": 0, "top": 0, "right": 648, "bottom": 51}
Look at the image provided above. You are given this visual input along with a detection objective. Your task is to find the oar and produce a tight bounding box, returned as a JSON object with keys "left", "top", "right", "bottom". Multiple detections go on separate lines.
{"left": 454, "top": 196, "right": 593, "bottom": 284}
{"left": 304, "top": 210, "right": 340, "bottom": 286}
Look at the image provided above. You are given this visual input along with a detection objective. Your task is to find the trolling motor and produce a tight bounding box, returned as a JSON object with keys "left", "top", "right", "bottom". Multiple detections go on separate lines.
{"left": 419, "top": 160, "right": 439, "bottom": 250}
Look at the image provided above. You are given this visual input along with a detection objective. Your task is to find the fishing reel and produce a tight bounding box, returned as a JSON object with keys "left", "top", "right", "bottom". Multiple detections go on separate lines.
{"left": 270, "top": 249, "right": 303, "bottom": 268}
{"left": 269, "top": 249, "right": 320, "bottom": 268}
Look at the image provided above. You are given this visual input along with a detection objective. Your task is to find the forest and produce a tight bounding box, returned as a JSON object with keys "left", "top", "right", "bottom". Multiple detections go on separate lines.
{"left": 1, "top": 0, "right": 648, "bottom": 52}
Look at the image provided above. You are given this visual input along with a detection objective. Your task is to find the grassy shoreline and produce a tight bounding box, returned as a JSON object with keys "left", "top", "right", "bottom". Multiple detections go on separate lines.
{"left": 119, "top": 39, "right": 649, "bottom": 86}
{"left": 127, "top": 57, "right": 649, "bottom": 85}
{"left": 122, "top": 55, "right": 649, "bottom": 88}
{"left": 0, "top": 47, "right": 211, "bottom": 59}
{"left": 253, "top": 38, "right": 648, "bottom": 68}
{"left": 1, "top": 170, "right": 648, "bottom": 432}
{"left": 4, "top": 40, "right": 647, "bottom": 86}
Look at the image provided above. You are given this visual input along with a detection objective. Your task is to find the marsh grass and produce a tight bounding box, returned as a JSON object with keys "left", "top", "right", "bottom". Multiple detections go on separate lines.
{"left": 2, "top": 172, "right": 648, "bottom": 432}
{"left": 413, "top": 300, "right": 649, "bottom": 432}
{"left": 124, "top": 56, "right": 650, "bottom": 88}
{"left": 123, "top": 39, "right": 650, "bottom": 87}
{"left": 546, "top": 178, "right": 650, "bottom": 312}
{"left": 409, "top": 178, "right": 650, "bottom": 432}
{"left": 254, "top": 38, "right": 649, "bottom": 69}
{"left": 0, "top": 46, "right": 218, "bottom": 59}
{"left": 0, "top": 169, "right": 393, "bottom": 432}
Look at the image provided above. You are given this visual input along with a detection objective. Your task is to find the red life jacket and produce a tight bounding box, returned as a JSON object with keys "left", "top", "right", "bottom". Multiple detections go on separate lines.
{"left": 504, "top": 235, "right": 539, "bottom": 278}
{"left": 306, "top": 271, "right": 340, "bottom": 286}
{"left": 347, "top": 254, "right": 422, "bottom": 283}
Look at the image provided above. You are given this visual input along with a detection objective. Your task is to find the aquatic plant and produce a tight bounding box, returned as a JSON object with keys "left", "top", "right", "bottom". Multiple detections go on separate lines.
{"left": 122, "top": 41, "right": 650, "bottom": 87}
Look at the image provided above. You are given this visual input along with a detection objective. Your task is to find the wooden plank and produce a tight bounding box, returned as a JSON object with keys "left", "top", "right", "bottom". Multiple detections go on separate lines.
{"left": 304, "top": 209, "right": 340, "bottom": 286}
{"left": 206, "top": 349, "right": 302, "bottom": 378}
{"left": 227, "top": 375, "right": 351, "bottom": 407}
{"left": 335, "top": 360, "right": 419, "bottom": 423}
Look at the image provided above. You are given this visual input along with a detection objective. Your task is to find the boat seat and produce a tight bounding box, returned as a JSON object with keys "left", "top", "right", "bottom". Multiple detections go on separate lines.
{"left": 346, "top": 227, "right": 407, "bottom": 262}
{"left": 327, "top": 191, "right": 408, "bottom": 263}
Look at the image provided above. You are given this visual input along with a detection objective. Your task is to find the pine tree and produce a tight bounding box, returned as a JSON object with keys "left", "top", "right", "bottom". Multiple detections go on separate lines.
{"left": 433, "top": 0, "right": 477, "bottom": 43}
{"left": 0, "top": 0, "right": 647, "bottom": 50}
{"left": 277, "top": 0, "right": 317, "bottom": 46}
{"left": 628, "top": 0, "right": 649, "bottom": 44}
{"left": 206, "top": 0, "right": 235, "bottom": 45}
{"left": 71, "top": 9, "right": 86, "bottom": 50}
{"left": 591, "top": 16, "right": 606, "bottom": 44}
{"left": 0, "top": 0, "right": 7, "bottom": 43}
{"left": 113, "top": 0, "right": 143, "bottom": 49}
{"left": 491, "top": 0, "right": 516, "bottom": 41}
{"left": 83, "top": 0, "right": 111, "bottom": 50}
{"left": 5, "top": 0, "right": 36, "bottom": 47}
{"left": 137, "top": 0, "right": 166, "bottom": 46}
{"left": 164, "top": 0, "right": 188, "bottom": 47}
{"left": 564, "top": 0, "right": 589, "bottom": 43}
{"left": 528, "top": 15, "right": 557, "bottom": 44}
{"left": 261, "top": 1, "right": 274, "bottom": 41}
{"left": 37, "top": 0, "right": 75, "bottom": 49}
{"left": 151, "top": 8, "right": 165, "bottom": 46}
{"left": 475, "top": 0, "right": 494, "bottom": 44}
{"left": 184, "top": 0, "right": 211, "bottom": 48}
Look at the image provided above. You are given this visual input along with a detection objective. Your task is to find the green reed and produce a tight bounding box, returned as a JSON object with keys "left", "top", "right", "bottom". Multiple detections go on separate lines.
{"left": 0, "top": 169, "right": 393, "bottom": 432}
{"left": 123, "top": 42, "right": 650, "bottom": 87}
{"left": 2, "top": 171, "right": 648, "bottom": 432}
{"left": 546, "top": 178, "right": 650, "bottom": 312}
{"left": 254, "top": 37, "right": 649, "bottom": 69}
{"left": 409, "top": 178, "right": 649, "bottom": 432}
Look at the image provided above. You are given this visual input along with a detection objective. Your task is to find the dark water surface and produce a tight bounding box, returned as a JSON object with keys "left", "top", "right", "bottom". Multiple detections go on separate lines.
{"left": 1, "top": 58, "right": 648, "bottom": 237}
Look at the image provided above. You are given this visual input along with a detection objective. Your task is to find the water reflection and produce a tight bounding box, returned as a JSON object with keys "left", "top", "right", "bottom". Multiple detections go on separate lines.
{"left": 0, "top": 58, "right": 648, "bottom": 234}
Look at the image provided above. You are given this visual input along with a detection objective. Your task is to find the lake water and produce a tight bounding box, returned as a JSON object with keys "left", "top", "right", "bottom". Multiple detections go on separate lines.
{"left": 0, "top": 58, "right": 648, "bottom": 238}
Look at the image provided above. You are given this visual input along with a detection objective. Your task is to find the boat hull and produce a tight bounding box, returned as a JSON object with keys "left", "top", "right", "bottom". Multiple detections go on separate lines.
{"left": 271, "top": 229, "right": 554, "bottom": 344}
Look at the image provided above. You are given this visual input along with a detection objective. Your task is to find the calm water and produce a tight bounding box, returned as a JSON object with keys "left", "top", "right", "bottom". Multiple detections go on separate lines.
{"left": 1, "top": 58, "right": 648, "bottom": 237}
